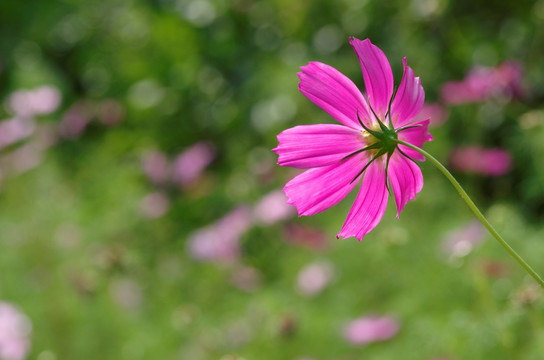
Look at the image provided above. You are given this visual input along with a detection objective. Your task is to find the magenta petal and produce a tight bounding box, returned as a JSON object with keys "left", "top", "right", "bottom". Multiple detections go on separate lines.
{"left": 397, "top": 119, "right": 433, "bottom": 161}
{"left": 349, "top": 38, "right": 394, "bottom": 119}
{"left": 298, "top": 62, "right": 371, "bottom": 129}
{"left": 284, "top": 153, "right": 366, "bottom": 216}
{"left": 274, "top": 124, "right": 364, "bottom": 168}
{"left": 388, "top": 152, "right": 423, "bottom": 217}
{"left": 337, "top": 161, "right": 389, "bottom": 240}
{"left": 391, "top": 58, "right": 425, "bottom": 127}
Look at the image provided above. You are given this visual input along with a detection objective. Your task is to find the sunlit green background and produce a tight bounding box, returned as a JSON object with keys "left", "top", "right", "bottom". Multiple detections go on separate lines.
{"left": 1, "top": 0, "right": 544, "bottom": 359}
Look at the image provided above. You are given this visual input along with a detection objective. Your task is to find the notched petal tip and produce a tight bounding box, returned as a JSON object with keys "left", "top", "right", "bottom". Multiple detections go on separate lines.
{"left": 336, "top": 232, "right": 365, "bottom": 241}
{"left": 349, "top": 37, "right": 371, "bottom": 46}
{"left": 338, "top": 163, "right": 389, "bottom": 241}
{"left": 282, "top": 187, "right": 304, "bottom": 217}
{"left": 390, "top": 57, "right": 425, "bottom": 128}
{"left": 350, "top": 37, "right": 394, "bottom": 118}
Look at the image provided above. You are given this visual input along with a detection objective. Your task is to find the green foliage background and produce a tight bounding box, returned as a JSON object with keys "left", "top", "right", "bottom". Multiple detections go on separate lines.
{"left": 0, "top": 0, "right": 544, "bottom": 359}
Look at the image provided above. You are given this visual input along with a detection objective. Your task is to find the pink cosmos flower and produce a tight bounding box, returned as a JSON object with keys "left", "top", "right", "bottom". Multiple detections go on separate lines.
{"left": 274, "top": 37, "right": 432, "bottom": 240}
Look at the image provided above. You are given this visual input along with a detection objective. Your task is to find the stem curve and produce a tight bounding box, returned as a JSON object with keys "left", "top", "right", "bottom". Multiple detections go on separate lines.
{"left": 395, "top": 139, "right": 544, "bottom": 288}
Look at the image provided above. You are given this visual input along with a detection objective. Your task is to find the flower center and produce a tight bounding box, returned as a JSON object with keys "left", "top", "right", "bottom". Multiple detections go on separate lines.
{"left": 362, "top": 123, "right": 398, "bottom": 157}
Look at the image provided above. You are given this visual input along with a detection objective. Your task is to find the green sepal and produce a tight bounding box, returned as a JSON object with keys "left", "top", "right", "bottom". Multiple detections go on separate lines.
{"left": 356, "top": 111, "right": 381, "bottom": 138}
{"left": 349, "top": 148, "right": 387, "bottom": 184}
{"left": 341, "top": 143, "right": 383, "bottom": 163}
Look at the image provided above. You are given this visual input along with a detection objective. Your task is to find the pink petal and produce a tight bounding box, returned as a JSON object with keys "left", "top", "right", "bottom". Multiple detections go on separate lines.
{"left": 349, "top": 37, "right": 394, "bottom": 119}
{"left": 284, "top": 153, "right": 367, "bottom": 216}
{"left": 273, "top": 124, "right": 364, "bottom": 168}
{"left": 391, "top": 58, "right": 425, "bottom": 127}
{"left": 397, "top": 119, "right": 433, "bottom": 161}
{"left": 337, "top": 161, "right": 389, "bottom": 240}
{"left": 387, "top": 152, "right": 423, "bottom": 217}
{"left": 298, "top": 62, "right": 371, "bottom": 129}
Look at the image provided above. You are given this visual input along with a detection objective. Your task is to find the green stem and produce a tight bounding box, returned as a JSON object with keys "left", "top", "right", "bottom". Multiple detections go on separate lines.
{"left": 395, "top": 139, "right": 544, "bottom": 288}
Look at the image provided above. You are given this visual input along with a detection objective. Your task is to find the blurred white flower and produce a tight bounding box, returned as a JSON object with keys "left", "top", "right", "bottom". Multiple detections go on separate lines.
{"left": 109, "top": 279, "right": 143, "bottom": 311}
{"left": 296, "top": 261, "right": 333, "bottom": 297}
{"left": 8, "top": 86, "right": 61, "bottom": 117}
{"left": 441, "top": 220, "right": 486, "bottom": 259}
{"left": 140, "top": 192, "right": 171, "bottom": 219}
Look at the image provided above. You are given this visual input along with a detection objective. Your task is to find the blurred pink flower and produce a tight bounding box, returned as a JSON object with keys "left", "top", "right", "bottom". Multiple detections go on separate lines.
{"left": 0, "top": 302, "right": 31, "bottom": 360}
{"left": 8, "top": 86, "right": 61, "bottom": 117}
{"left": 441, "top": 61, "right": 524, "bottom": 105}
{"left": 283, "top": 224, "right": 329, "bottom": 251}
{"left": 413, "top": 103, "right": 449, "bottom": 126}
{"left": 97, "top": 99, "right": 125, "bottom": 126}
{"left": 58, "top": 102, "right": 92, "bottom": 139}
{"left": 441, "top": 220, "right": 486, "bottom": 259}
{"left": 449, "top": 146, "right": 512, "bottom": 176}
{"left": 480, "top": 259, "right": 510, "bottom": 279}
{"left": 187, "top": 207, "right": 252, "bottom": 262}
{"left": 141, "top": 150, "right": 171, "bottom": 186}
{"left": 252, "top": 190, "right": 296, "bottom": 225}
{"left": 296, "top": 261, "right": 333, "bottom": 297}
{"left": 0, "top": 144, "right": 43, "bottom": 175}
{"left": 343, "top": 315, "right": 400, "bottom": 345}
{"left": 140, "top": 192, "right": 170, "bottom": 219}
{"left": 230, "top": 265, "right": 262, "bottom": 292}
{"left": 0, "top": 118, "right": 35, "bottom": 150}
{"left": 109, "top": 278, "right": 143, "bottom": 311}
{"left": 172, "top": 142, "right": 216, "bottom": 185}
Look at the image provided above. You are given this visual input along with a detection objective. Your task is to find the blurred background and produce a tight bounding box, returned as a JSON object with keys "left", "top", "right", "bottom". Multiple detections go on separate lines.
{"left": 0, "top": 0, "right": 543, "bottom": 359}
